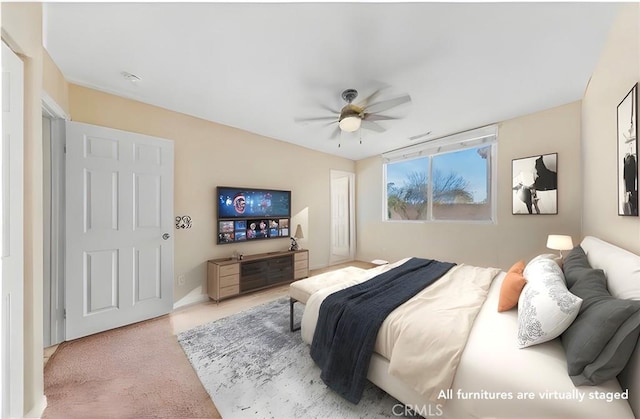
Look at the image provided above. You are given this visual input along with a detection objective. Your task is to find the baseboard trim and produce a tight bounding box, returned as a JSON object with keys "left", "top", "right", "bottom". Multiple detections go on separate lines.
{"left": 24, "top": 395, "right": 47, "bottom": 418}
{"left": 173, "top": 293, "right": 209, "bottom": 310}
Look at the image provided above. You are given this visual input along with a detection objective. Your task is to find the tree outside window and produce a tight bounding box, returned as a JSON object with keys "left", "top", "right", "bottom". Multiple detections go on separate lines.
{"left": 385, "top": 145, "right": 493, "bottom": 222}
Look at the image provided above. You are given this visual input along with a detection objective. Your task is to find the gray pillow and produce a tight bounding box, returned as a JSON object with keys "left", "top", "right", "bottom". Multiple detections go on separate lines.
{"left": 562, "top": 245, "right": 591, "bottom": 288}
{"left": 561, "top": 267, "right": 640, "bottom": 385}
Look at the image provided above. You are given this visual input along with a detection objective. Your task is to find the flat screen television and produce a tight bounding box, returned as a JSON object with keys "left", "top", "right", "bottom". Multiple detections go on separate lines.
{"left": 216, "top": 186, "right": 291, "bottom": 244}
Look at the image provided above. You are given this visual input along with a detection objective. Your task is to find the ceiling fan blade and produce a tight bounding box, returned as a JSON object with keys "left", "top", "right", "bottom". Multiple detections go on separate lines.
{"left": 294, "top": 116, "right": 337, "bottom": 124}
{"left": 363, "top": 114, "right": 398, "bottom": 122}
{"left": 364, "top": 94, "right": 411, "bottom": 114}
{"left": 318, "top": 103, "right": 341, "bottom": 114}
{"left": 329, "top": 126, "right": 342, "bottom": 140}
{"left": 321, "top": 120, "right": 338, "bottom": 127}
{"left": 361, "top": 120, "right": 386, "bottom": 133}
{"left": 355, "top": 89, "right": 382, "bottom": 108}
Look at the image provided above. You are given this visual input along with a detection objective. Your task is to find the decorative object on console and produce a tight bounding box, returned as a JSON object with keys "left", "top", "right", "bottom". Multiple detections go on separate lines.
{"left": 546, "top": 234, "right": 574, "bottom": 258}
{"left": 512, "top": 153, "right": 558, "bottom": 215}
{"left": 175, "top": 215, "right": 192, "bottom": 229}
{"left": 290, "top": 224, "right": 303, "bottom": 251}
{"left": 617, "top": 83, "right": 638, "bottom": 216}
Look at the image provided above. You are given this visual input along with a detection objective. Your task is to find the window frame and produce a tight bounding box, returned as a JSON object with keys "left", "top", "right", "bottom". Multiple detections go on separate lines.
{"left": 382, "top": 125, "right": 498, "bottom": 224}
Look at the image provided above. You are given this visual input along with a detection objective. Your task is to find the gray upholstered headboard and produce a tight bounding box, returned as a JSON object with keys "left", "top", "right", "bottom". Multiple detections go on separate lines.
{"left": 581, "top": 236, "right": 640, "bottom": 418}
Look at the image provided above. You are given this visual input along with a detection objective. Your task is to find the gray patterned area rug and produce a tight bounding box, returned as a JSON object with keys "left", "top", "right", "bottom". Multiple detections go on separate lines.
{"left": 177, "top": 297, "right": 405, "bottom": 419}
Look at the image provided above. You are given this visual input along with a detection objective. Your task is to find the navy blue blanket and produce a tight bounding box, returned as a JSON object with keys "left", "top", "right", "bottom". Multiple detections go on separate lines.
{"left": 310, "top": 257, "right": 455, "bottom": 403}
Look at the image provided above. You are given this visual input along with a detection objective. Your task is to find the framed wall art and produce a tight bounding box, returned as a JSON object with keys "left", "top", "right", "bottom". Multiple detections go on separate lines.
{"left": 512, "top": 153, "right": 558, "bottom": 215}
{"left": 617, "top": 83, "right": 638, "bottom": 216}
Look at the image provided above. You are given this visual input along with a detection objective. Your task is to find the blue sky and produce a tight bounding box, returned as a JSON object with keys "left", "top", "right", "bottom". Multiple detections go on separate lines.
{"left": 386, "top": 146, "right": 488, "bottom": 202}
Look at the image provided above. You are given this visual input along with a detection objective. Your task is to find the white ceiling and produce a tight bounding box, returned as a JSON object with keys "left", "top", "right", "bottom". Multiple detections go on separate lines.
{"left": 44, "top": 2, "right": 620, "bottom": 161}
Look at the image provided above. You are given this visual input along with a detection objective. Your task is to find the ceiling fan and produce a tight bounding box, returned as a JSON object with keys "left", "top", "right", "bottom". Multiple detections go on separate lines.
{"left": 295, "top": 88, "right": 412, "bottom": 141}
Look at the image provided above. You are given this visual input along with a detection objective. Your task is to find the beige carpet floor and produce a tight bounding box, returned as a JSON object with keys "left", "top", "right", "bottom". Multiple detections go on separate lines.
{"left": 43, "top": 315, "right": 221, "bottom": 419}
{"left": 42, "top": 262, "right": 375, "bottom": 418}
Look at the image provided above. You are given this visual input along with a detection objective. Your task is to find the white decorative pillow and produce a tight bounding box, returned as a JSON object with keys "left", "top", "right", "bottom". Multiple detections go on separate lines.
{"left": 517, "top": 258, "right": 582, "bottom": 348}
{"left": 581, "top": 236, "right": 640, "bottom": 300}
{"left": 526, "top": 253, "right": 563, "bottom": 270}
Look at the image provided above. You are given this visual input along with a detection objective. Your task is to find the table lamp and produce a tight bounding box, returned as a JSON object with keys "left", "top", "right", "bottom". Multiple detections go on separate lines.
{"left": 546, "top": 234, "right": 574, "bottom": 258}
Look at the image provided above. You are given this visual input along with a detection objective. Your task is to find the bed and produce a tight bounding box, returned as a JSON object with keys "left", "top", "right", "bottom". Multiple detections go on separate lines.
{"left": 290, "top": 236, "right": 640, "bottom": 418}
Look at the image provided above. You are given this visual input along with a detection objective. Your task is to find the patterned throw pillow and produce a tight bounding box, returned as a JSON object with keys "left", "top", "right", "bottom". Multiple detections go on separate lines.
{"left": 517, "top": 257, "right": 582, "bottom": 348}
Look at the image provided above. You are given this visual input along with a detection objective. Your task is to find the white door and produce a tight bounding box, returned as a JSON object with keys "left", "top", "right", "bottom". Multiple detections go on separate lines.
{"left": 330, "top": 170, "right": 355, "bottom": 264}
{"left": 1, "top": 41, "right": 24, "bottom": 419}
{"left": 65, "top": 121, "right": 174, "bottom": 340}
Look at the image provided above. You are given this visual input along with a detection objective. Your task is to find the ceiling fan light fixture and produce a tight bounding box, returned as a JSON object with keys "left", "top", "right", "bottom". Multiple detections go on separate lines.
{"left": 338, "top": 104, "right": 362, "bottom": 132}
{"left": 339, "top": 115, "right": 361, "bottom": 132}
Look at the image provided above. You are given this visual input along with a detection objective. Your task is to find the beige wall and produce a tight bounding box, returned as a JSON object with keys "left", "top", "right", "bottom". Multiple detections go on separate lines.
{"left": 1, "top": 2, "right": 45, "bottom": 417}
{"left": 68, "top": 84, "right": 355, "bottom": 303}
{"left": 582, "top": 3, "right": 640, "bottom": 253}
{"left": 42, "top": 49, "right": 70, "bottom": 115}
{"left": 355, "top": 101, "right": 583, "bottom": 270}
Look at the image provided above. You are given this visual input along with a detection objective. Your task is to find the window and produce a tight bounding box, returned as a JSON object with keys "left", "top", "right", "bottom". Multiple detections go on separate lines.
{"left": 383, "top": 126, "right": 497, "bottom": 222}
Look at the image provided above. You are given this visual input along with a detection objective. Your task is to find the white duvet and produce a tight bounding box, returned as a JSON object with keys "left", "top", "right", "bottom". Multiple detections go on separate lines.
{"left": 301, "top": 259, "right": 500, "bottom": 401}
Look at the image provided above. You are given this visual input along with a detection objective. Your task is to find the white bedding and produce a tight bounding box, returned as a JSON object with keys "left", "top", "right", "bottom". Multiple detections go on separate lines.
{"left": 299, "top": 258, "right": 636, "bottom": 419}
{"left": 302, "top": 260, "right": 500, "bottom": 401}
{"left": 301, "top": 258, "right": 411, "bottom": 343}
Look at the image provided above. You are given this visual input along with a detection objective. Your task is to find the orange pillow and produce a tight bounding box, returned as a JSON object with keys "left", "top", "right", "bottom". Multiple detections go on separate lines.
{"left": 498, "top": 260, "right": 527, "bottom": 312}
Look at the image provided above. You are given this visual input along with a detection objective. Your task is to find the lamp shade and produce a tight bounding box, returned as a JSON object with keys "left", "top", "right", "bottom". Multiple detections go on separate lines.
{"left": 339, "top": 115, "right": 361, "bottom": 132}
{"left": 546, "top": 235, "right": 574, "bottom": 251}
{"left": 294, "top": 224, "right": 304, "bottom": 240}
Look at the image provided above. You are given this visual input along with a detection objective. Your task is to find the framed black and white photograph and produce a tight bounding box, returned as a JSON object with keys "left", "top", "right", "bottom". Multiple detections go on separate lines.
{"left": 617, "top": 83, "right": 638, "bottom": 216}
{"left": 512, "top": 153, "right": 558, "bottom": 215}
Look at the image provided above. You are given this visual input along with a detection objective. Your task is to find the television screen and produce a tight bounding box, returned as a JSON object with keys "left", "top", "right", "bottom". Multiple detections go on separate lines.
{"left": 217, "top": 187, "right": 291, "bottom": 219}
{"left": 217, "top": 187, "right": 291, "bottom": 245}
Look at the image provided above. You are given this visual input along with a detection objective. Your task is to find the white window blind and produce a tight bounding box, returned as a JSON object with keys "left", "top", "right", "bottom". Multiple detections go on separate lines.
{"left": 383, "top": 125, "right": 497, "bottom": 163}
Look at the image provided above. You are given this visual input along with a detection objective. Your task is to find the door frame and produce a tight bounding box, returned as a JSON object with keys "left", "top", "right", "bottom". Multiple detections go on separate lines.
{"left": 2, "top": 39, "right": 25, "bottom": 419}
{"left": 329, "top": 170, "right": 356, "bottom": 265}
{"left": 42, "top": 92, "right": 68, "bottom": 348}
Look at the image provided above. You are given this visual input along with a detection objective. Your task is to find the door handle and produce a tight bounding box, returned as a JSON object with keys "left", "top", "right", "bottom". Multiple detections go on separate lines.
{"left": 162, "top": 233, "right": 170, "bottom": 240}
